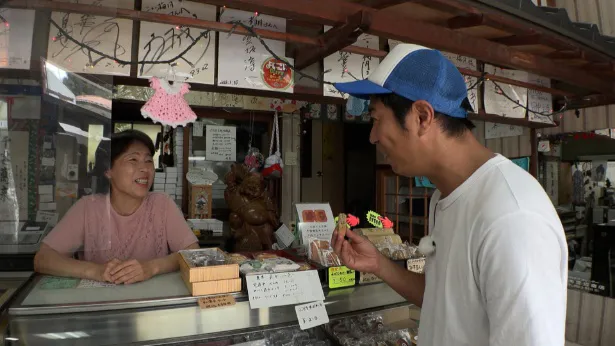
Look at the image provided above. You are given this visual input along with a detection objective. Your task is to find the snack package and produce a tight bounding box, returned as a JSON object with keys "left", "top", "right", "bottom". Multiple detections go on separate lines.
{"left": 308, "top": 238, "right": 342, "bottom": 267}
{"left": 255, "top": 253, "right": 279, "bottom": 261}
{"left": 337, "top": 213, "right": 348, "bottom": 238}
{"left": 227, "top": 253, "right": 250, "bottom": 264}
{"left": 239, "top": 257, "right": 300, "bottom": 275}
{"left": 180, "top": 248, "right": 228, "bottom": 267}
{"left": 326, "top": 313, "right": 412, "bottom": 346}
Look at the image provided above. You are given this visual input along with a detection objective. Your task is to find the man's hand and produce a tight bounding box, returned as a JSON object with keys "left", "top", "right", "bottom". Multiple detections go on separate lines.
{"left": 93, "top": 258, "right": 121, "bottom": 282}
{"left": 110, "top": 259, "right": 155, "bottom": 285}
{"left": 331, "top": 228, "right": 383, "bottom": 274}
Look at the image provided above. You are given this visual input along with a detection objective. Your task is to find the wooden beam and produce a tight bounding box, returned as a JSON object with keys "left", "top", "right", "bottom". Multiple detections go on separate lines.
{"left": 493, "top": 34, "right": 545, "bottom": 46}
{"left": 294, "top": 10, "right": 369, "bottom": 70}
{"left": 193, "top": 0, "right": 615, "bottom": 94}
{"left": 8, "top": 0, "right": 383, "bottom": 58}
{"left": 359, "top": 0, "right": 409, "bottom": 9}
{"left": 447, "top": 14, "right": 486, "bottom": 30}
{"left": 546, "top": 50, "right": 585, "bottom": 60}
{"left": 470, "top": 112, "right": 559, "bottom": 129}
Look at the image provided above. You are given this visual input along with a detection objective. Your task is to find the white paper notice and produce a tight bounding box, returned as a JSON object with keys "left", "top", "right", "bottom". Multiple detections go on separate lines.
{"left": 527, "top": 74, "right": 554, "bottom": 124}
{"left": 36, "top": 211, "right": 59, "bottom": 226}
{"left": 246, "top": 271, "right": 325, "bottom": 309}
{"left": 47, "top": 0, "right": 134, "bottom": 76}
{"left": 274, "top": 224, "right": 295, "bottom": 249}
{"left": 205, "top": 125, "right": 236, "bottom": 162}
{"left": 485, "top": 122, "right": 524, "bottom": 140}
{"left": 38, "top": 185, "right": 53, "bottom": 195}
{"left": 295, "top": 301, "right": 329, "bottom": 330}
{"left": 296, "top": 203, "right": 335, "bottom": 245}
{"left": 192, "top": 121, "right": 204, "bottom": 137}
{"left": 139, "top": 0, "right": 216, "bottom": 84}
{"left": 0, "top": 8, "right": 35, "bottom": 69}
{"left": 39, "top": 194, "right": 53, "bottom": 203}
{"left": 218, "top": 9, "right": 293, "bottom": 92}
{"left": 484, "top": 64, "right": 528, "bottom": 119}
{"left": 324, "top": 29, "right": 379, "bottom": 98}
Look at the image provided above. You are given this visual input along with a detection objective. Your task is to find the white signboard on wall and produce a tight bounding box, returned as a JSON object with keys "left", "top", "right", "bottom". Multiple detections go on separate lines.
{"left": 325, "top": 30, "right": 379, "bottom": 98}
{"left": 47, "top": 0, "right": 134, "bottom": 75}
{"left": 139, "top": 0, "right": 216, "bottom": 85}
{"left": 527, "top": 74, "right": 554, "bottom": 124}
{"left": 217, "top": 9, "right": 293, "bottom": 92}
{"left": 0, "top": 9, "right": 35, "bottom": 69}
{"left": 205, "top": 125, "right": 236, "bottom": 162}
{"left": 484, "top": 64, "right": 527, "bottom": 139}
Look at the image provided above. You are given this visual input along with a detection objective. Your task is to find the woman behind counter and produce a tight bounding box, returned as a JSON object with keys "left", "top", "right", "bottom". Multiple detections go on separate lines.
{"left": 34, "top": 130, "right": 199, "bottom": 284}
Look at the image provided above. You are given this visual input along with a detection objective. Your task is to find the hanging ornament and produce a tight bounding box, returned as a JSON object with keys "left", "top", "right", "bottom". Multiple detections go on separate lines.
{"left": 244, "top": 112, "right": 264, "bottom": 172}
{"left": 263, "top": 112, "right": 283, "bottom": 179}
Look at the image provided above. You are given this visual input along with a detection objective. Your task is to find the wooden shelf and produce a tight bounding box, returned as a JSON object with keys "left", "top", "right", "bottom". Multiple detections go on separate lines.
{"left": 469, "top": 112, "right": 560, "bottom": 129}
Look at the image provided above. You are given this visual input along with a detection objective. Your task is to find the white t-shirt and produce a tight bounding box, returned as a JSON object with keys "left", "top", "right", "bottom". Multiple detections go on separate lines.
{"left": 418, "top": 154, "right": 567, "bottom": 346}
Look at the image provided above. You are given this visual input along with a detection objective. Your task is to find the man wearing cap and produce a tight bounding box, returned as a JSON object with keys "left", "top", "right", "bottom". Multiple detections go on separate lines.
{"left": 331, "top": 44, "right": 567, "bottom": 345}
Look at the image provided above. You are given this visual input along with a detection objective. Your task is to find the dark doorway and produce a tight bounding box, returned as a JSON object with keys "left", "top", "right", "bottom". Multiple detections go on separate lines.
{"left": 344, "top": 122, "right": 376, "bottom": 227}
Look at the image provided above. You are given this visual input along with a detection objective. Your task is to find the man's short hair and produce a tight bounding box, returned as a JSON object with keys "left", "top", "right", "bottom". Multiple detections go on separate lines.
{"left": 373, "top": 93, "right": 475, "bottom": 137}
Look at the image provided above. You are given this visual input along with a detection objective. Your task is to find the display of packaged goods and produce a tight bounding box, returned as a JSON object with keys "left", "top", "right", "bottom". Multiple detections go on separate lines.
{"left": 325, "top": 313, "right": 414, "bottom": 346}
{"left": 179, "top": 248, "right": 240, "bottom": 283}
{"left": 255, "top": 253, "right": 280, "bottom": 261}
{"left": 239, "top": 257, "right": 301, "bottom": 275}
{"left": 308, "top": 239, "right": 342, "bottom": 267}
{"left": 377, "top": 242, "right": 420, "bottom": 261}
{"left": 354, "top": 228, "right": 395, "bottom": 237}
{"left": 231, "top": 326, "right": 331, "bottom": 346}
{"left": 227, "top": 253, "right": 250, "bottom": 265}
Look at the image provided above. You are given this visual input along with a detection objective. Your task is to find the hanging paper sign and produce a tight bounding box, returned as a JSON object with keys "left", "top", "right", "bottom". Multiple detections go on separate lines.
{"left": 366, "top": 211, "right": 383, "bottom": 228}
{"left": 324, "top": 28, "right": 379, "bottom": 98}
{"left": 261, "top": 57, "right": 293, "bottom": 90}
{"left": 218, "top": 9, "right": 293, "bottom": 93}
{"left": 47, "top": 0, "right": 134, "bottom": 76}
{"left": 527, "top": 74, "right": 554, "bottom": 124}
{"left": 139, "top": 0, "right": 216, "bottom": 85}
{"left": 0, "top": 9, "right": 35, "bottom": 69}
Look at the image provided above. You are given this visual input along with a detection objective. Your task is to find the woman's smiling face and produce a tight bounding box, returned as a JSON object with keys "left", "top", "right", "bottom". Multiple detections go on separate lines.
{"left": 106, "top": 141, "right": 154, "bottom": 199}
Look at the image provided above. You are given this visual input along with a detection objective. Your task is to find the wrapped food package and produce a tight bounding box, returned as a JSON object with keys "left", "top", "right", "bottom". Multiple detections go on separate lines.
{"left": 326, "top": 313, "right": 413, "bottom": 346}
{"left": 180, "top": 248, "right": 229, "bottom": 267}
{"left": 239, "top": 257, "right": 301, "bottom": 275}
{"left": 309, "top": 239, "right": 342, "bottom": 267}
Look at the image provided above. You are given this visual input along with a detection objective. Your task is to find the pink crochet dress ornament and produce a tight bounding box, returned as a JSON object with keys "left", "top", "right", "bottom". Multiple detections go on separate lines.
{"left": 140, "top": 77, "right": 197, "bottom": 128}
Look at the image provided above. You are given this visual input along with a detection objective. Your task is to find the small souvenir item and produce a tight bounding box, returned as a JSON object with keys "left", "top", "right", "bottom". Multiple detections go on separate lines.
{"left": 262, "top": 112, "right": 283, "bottom": 178}
{"left": 140, "top": 76, "right": 197, "bottom": 128}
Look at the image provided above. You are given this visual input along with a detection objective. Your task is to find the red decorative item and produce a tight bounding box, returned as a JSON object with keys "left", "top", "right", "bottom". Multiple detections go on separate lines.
{"left": 347, "top": 214, "right": 360, "bottom": 227}
{"left": 262, "top": 112, "right": 283, "bottom": 178}
{"left": 379, "top": 216, "right": 394, "bottom": 229}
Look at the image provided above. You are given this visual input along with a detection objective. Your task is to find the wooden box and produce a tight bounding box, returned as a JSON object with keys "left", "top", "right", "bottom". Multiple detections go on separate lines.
{"left": 180, "top": 270, "right": 242, "bottom": 296}
{"left": 179, "top": 248, "right": 239, "bottom": 283}
{"left": 189, "top": 184, "right": 213, "bottom": 219}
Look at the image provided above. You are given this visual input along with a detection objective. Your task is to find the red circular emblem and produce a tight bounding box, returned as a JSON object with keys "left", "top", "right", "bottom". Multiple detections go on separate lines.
{"left": 261, "top": 57, "right": 293, "bottom": 90}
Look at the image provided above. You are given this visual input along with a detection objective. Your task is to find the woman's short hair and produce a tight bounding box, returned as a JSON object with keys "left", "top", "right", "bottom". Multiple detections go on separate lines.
{"left": 93, "top": 129, "right": 156, "bottom": 193}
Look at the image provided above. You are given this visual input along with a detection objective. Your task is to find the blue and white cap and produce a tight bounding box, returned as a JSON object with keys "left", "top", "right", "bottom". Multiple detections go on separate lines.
{"left": 334, "top": 44, "right": 472, "bottom": 119}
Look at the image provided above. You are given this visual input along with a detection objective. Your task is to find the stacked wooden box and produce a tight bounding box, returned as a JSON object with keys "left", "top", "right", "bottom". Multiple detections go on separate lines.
{"left": 179, "top": 248, "right": 242, "bottom": 296}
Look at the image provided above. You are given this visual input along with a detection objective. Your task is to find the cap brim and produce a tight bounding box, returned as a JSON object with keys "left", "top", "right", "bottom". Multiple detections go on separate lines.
{"left": 334, "top": 79, "right": 392, "bottom": 99}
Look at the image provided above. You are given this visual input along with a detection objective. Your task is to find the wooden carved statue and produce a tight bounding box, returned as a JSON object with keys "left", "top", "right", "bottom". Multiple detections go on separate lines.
{"left": 224, "top": 163, "right": 278, "bottom": 251}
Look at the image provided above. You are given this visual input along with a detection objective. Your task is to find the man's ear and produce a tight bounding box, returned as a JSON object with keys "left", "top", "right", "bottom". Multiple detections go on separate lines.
{"left": 412, "top": 100, "right": 435, "bottom": 136}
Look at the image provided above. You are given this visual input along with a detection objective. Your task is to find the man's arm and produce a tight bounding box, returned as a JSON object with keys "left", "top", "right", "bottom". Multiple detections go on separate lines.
{"left": 375, "top": 256, "right": 426, "bottom": 307}
{"left": 479, "top": 211, "right": 567, "bottom": 346}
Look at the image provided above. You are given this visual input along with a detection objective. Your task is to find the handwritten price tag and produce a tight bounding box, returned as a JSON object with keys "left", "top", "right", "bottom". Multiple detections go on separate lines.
{"left": 359, "top": 272, "right": 382, "bottom": 284}
{"left": 328, "top": 266, "right": 356, "bottom": 289}
{"left": 295, "top": 301, "right": 329, "bottom": 330}
{"left": 197, "top": 294, "right": 236, "bottom": 310}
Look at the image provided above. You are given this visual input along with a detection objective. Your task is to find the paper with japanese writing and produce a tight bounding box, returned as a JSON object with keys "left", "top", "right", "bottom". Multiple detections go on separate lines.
{"left": 274, "top": 223, "right": 295, "bottom": 249}
{"left": 324, "top": 28, "right": 379, "bottom": 98}
{"left": 0, "top": 131, "right": 28, "bottom": 221}
{"left": 205, "top": 125, "right": 236, "bottom": 161}
{"left": 328, "top": 266, "right": 356, "bottom": 289}
{"left": 295, "top": 203, "right": 335, "bottom": 245}
{"left": 527, "top": 74, "right": 554, "bottom": 124}
{"left": 139, "top": 0, "right": 216, "bottom": 85}
{"left": 198, "top": 294, "right": 236, "bottom": 309}
{"left": 245, "top": 270, "right": 325, "bottom": 309}
{"left": 484, "top": 65, "right": 526, "bottom": 139}
{"left": 295, "top": 301, "right": 329, "bottom": 330}
{"left": 440, "top": 52, "right": 478, "bottom": 113}
{"left": 0, "top": 8, "right": 35, "bottom": 69}
{"left": 218, "top": 9, "right": 293, "bottom": 92}
{"left": 47, "top": 0, "right": 134, "bottom": 76}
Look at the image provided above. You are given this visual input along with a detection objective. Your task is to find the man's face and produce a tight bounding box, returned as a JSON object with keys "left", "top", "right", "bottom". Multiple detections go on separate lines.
{"left": 369, "top": 98, "right": 426, "bottom": 177}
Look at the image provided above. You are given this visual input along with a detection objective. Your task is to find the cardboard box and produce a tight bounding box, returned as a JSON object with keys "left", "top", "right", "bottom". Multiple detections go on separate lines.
{"left": 181, "top": 272, "right": 242, "bottom": 296}
{"left": 189, "top": 184, "right": 212, "bottom": 219}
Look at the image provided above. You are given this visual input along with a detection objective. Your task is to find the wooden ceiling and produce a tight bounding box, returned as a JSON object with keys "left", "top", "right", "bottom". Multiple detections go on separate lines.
{"left": 8, "top": 0, "right": 615, "bottom": 111}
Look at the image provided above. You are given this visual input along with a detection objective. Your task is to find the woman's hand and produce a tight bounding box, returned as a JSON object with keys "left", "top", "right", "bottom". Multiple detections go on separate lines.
{"left": 109, "top": 259, "right": 155, "bottom": 285}
{"left": 331, "top": 228, "right": 383, "bottom": 274}
{"left": 92, "top": 259, "right": 122, "bottom": 282}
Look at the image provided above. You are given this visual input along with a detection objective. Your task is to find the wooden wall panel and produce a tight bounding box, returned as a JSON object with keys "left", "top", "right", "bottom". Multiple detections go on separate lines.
{"left": 578, "top": 292, "right": 606, "bottom": 346}
{"left": 601, "top": 297, "right": 615, "bottom": 346}
{"left": 281, "top": 114, "right": 301, "bottom": 226}
{"left": 566, "top": 289, "right": 582, "bottom": 342}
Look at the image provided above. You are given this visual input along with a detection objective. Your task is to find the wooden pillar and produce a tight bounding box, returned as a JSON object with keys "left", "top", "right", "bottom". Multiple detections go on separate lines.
{"left": 530, "top": 128, "right": 538, "bottom": 177}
